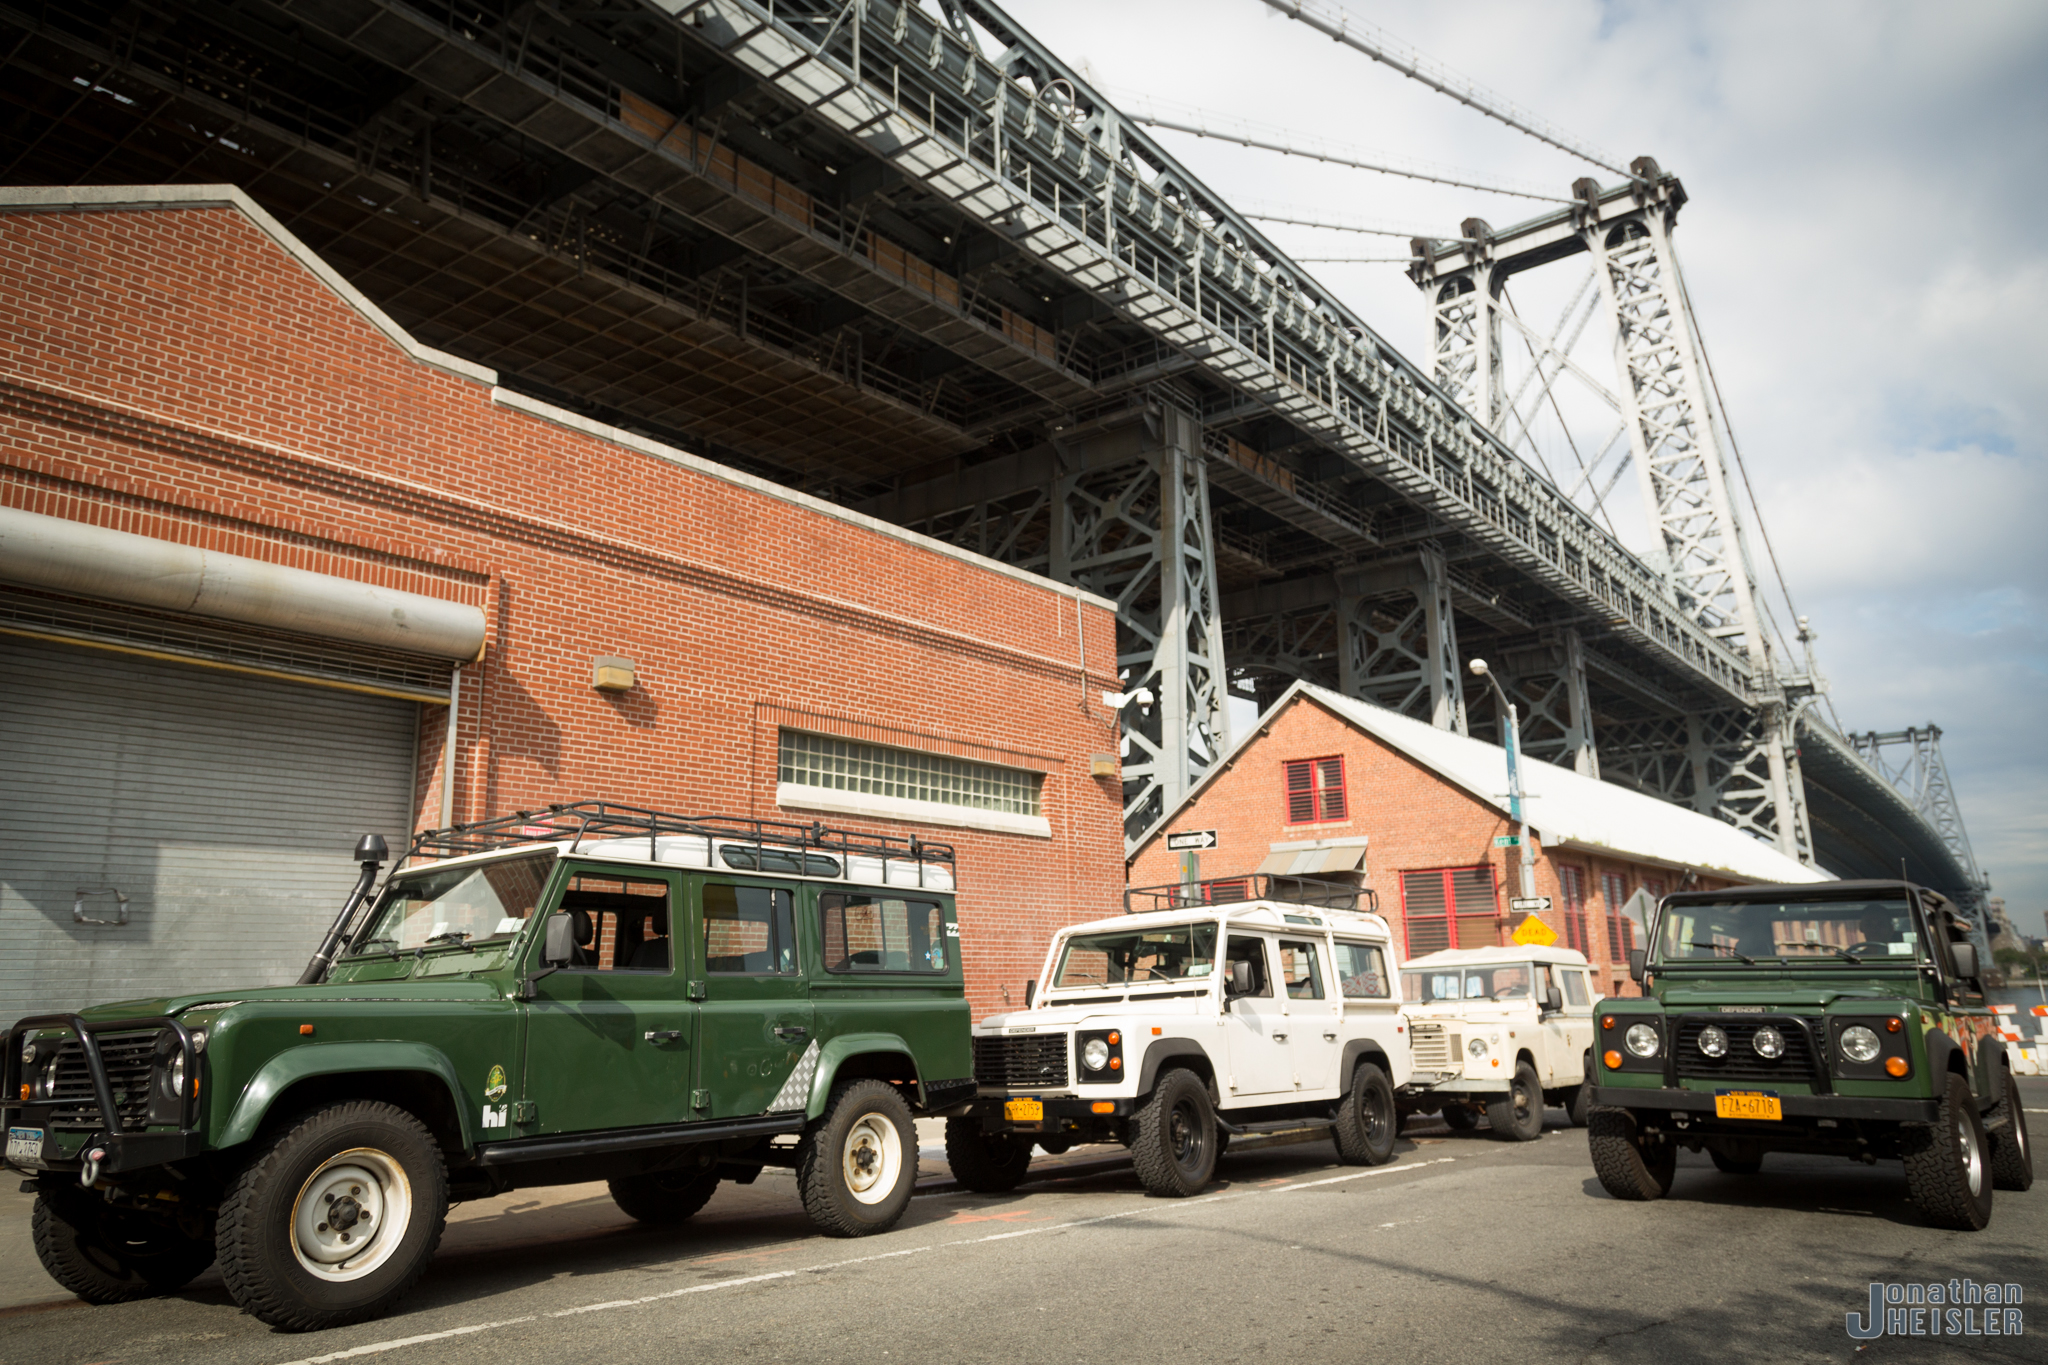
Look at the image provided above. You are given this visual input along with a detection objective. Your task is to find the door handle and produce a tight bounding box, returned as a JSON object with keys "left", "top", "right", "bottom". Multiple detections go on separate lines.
{"left": 1323, "top": 1031, "right": 1338, "bottom": 1041}
{"left": 1273, "top": 1031, "right": 1288, "bottom": 1042}
{"left": 643, "top": 1030, "right": 683, "bottom": 1043}
{"left": 773, "top": 1025, "right": 809, "bottom": 1039}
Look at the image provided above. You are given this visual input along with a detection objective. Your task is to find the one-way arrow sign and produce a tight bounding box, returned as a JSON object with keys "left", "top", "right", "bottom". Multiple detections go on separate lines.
{"left": 1166, "top": 829, "right": 1218, "bottom": 851}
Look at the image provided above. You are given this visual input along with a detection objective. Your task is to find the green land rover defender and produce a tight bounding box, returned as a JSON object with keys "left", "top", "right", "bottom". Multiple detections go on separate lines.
{"left": 1587, "top": 879, "right": 2033, "bottom": 1229}
{"left": 4, "top": 803, "right": 973, "bottom": 1330}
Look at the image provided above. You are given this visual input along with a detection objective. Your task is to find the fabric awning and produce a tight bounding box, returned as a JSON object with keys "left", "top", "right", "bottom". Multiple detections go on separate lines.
{"left": 1256, "top": 844, "right": 1369, "bottom": 876}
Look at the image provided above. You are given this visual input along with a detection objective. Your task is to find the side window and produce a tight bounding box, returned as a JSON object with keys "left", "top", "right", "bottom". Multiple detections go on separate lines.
{"left": 559, "top": 874, "right": 672, "bottom": 972}
{"left": 820, "top": 892, "right": 948, "bottom": 973}
{"left": 1278, "top": 940, "right": 1325, "bottom": 1000}
{"left": 1561, "top": 970, "right": 1591, "bottom": 1007}
{"left": 1332, "top": 941, "right": 1389, "bottom": 998}
{"left": 702, "top": 883, "right": 797, "bottom": 974}
{"left": 1225, "top": 935, "right": 1272, "bottom": 998}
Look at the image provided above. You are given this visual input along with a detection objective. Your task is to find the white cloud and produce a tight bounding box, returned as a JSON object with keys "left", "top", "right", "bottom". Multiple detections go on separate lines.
{"left": 1008, "top": 0, "right": 2048, "bottom": 911}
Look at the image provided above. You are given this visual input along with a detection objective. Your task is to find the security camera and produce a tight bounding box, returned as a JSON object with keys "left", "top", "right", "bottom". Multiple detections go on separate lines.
{"left": 1101, "top": 687, "right": 1156, "bottom": 710}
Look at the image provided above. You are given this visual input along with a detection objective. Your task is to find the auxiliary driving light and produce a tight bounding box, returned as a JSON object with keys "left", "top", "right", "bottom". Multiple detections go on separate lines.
{"left": 1752, "top": 1026, "right": 1786, "bottom": 1060}
{"left": 1697, "top": 1025, "right": 1729, "bottom": 1059}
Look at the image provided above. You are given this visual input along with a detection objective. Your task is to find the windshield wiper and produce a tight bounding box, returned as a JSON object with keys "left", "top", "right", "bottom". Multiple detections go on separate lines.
{"left": 348, "top": 935, "right": 402, "bottom": 961}
{"left": 1820, "top": 944, "right": 1863, "bottom": 964}
{"left": 423, "top": 930, "right": 475, "bottom": 949}
{"left": 1689, "top": 940, "right": 1756, "bottom": 965}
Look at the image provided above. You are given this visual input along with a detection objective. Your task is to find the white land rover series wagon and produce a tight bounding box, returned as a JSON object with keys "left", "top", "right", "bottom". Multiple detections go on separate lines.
{"left": 949, "top": 876, "right": 1413, "bottom": 1196}
{"left": 1399, "top": 944, "right": 1598, "bottom": 1140}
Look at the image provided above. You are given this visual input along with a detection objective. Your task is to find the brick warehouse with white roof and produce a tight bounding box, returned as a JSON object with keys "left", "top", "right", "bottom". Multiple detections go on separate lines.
{"left": 1128, "top": 681, "right": 1827, "bottom": 999}
{"left": 0, "top": 185, "right": 1125, "bottom": 1023}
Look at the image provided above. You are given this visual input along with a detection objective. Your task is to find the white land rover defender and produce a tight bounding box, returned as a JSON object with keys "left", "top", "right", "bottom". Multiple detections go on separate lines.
{"left": 949, "top": 876, "right": 1412, "bottom": 1197}
{"left": 1398, "top": 945, "right": 1598, "bottom": 1140}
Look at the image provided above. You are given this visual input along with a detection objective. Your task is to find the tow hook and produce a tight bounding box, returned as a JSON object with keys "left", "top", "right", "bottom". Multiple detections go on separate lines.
{"left": 79, "top": 1146, "right": 106, "bottom": 1189}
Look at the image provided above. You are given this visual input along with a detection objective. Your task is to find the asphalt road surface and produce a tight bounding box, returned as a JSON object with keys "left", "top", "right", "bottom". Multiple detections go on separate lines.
{"left": 4, "top": 1076, "right": 2042, "bottom": 1365}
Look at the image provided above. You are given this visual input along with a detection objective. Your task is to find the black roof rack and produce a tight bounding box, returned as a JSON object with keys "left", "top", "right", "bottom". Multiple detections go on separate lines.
{"left": 1123, "top": 875, "right": 1376, "bottom": 916}
{"left": 402, "top": 801, "right": 956, "bottom": 885}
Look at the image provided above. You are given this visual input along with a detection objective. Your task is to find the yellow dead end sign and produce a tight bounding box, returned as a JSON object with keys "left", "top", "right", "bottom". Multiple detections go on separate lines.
{"left": 1511, "top": 914, "right": 1559, "bottom": 947}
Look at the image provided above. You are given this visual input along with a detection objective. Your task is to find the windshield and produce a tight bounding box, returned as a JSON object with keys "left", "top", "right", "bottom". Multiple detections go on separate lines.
{"left": 1654, "top": 897, "right": 1924, "bottom": 964}
{"left": 1053, "top": 922, "right": 1219, "bottom": 989}
{"left": 348, "top": 852, "right": 557, "bottom": 954}
{"left": 1401, "top": 963, "right": 1535, "bottom": 1003}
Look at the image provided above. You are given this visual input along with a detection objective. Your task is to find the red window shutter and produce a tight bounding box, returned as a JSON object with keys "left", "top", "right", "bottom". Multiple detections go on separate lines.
{"left": 1284, "top": 760, "right": 1315, "bottom": 824}
{"left": 1317, "top": 757, "right": 1347, "bottom": 821}
{"left": 1401, "top": 870, "right": 1450, "bottom": 956}
{"left": 1451, "top": 865, "right": 1498, "bottom": 949}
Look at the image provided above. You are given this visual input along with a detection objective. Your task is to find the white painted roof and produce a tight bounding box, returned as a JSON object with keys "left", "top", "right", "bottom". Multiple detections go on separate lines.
{"left": 1403, "top": 945, "right": 1591, "bottom": 969}
{"left": 1143, "top": 681, "right": 1828, "bottom": 887}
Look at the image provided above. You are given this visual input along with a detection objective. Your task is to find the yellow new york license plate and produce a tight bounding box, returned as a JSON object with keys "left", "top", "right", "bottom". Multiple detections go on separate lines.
{"left": 1003, "top": 1097, "right": 1044, "bottom": 1122}
{"left": 1713, "top": 1089, "right": 1782, "bottom": 1121}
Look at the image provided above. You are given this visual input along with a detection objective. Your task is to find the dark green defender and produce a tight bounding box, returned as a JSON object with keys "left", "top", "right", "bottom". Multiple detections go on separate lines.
{"left": 4, "top": 803, "right": 972, "bottom": 1330}
{"left": 1588, "top": 879, "right": 2033, "bottom": 1229}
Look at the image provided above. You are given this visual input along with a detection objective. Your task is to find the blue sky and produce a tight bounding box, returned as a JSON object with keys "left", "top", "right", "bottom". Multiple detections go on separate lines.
{"left": 1005, "top": 0, "right": 2048, "bottom": 929}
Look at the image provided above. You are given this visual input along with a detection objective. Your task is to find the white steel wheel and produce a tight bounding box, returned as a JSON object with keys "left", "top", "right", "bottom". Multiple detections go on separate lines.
{"left": 289, "top": 1148, "right": 414, "bottom": 1282}
{"left": 842, "top": 1112, "right": 904, "bottom": 1205}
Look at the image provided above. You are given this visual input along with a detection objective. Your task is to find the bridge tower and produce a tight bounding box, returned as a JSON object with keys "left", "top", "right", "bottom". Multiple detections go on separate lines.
{"left": 1413, "top": 162, "right": 1813, "bottom": 862}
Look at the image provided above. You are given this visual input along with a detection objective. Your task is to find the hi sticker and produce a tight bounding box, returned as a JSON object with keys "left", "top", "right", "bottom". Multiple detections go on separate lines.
{"left": 484, "top": 1064, "right": 508, "bottom": 1102}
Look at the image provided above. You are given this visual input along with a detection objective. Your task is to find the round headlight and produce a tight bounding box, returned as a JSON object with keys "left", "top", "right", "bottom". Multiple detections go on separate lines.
{"left": 163, "top": 1050, "right": 187, "bottom": 1098}
{"left": 1082, "top": 1037, "right": 1110, "bottom": 1071}
{"left": 1697, "top": 1025, "right": 1728, "bottom": 1059}
{"left": 1839, "top": 1025, "right": 1881, "bottom": 1064}
{"left": 1624, "top": 1023, "right": 1661, "bottom": 1059}
{"left": 1752, "top": 1026, "right": 1786, "bottom": 1060}
{"left": 20, "top": 1039, "right": 36, "bottom": 1067}
{"left": 33, "top": 1055, "right": 60, "bottom": 1100}
{"left": 1467, "top": 1037, "right": 1488, "bottom": 1059}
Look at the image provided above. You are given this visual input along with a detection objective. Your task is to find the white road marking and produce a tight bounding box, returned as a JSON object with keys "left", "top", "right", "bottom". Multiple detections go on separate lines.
{"left": 265, "top": 1154, "right": 1454, "bottom": 1365}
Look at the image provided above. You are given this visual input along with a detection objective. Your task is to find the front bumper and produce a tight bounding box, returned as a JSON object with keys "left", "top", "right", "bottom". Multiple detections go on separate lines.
{"left": 1593, "top": 1085, "right": 1940, "bottom": 1123}
{"left": 964, "top": 1094, "right": 1134, "bottom": 1133}
{"left": 3, "top": 1013, "right": 206, "bottom": 1176}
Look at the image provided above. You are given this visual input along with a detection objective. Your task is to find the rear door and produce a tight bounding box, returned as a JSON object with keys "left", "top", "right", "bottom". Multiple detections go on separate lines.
{"left": 693, "top": 877, "right": 814, "bottom": 1119}
{"left": 518, "top": 865, "right": 695, "bottom": 1137}
{"left": 1277, "top": 938, "right": 1341, "bottom": 1095}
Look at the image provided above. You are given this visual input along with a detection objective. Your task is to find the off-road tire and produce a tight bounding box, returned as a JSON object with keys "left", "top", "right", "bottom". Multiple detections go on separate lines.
{"left": 608, "top": 1170, "right": 720, "bottom": 1224}
{"left": 1564, "top": 1056, "right": 1594, "bottom": 1128}
{"left": 943, "top": 1117, "right": 1034, "bottom": 1193}
{"left": 1902, "top": 1073, "right": 1995, "bottom": 1230}
{"left": 1129, "top": 1068, "right": 1217, "bottom": 1197}
{"left": 1989, "top": 1092, "right": 2033, "bottom": 1192}
{"left": 1440, "top": 1103, "right": 1478, "bottom": 1131}
{"left": 31, "top": 1183, "right": 214, "bottom": 1303}
{"left": 216, "top": 1100, "right": 448, "bottom": 1331}
{"left": 1487, "top": 1062, "right": 1545, "bottom": 1142}
{"left": 796, "top": 1080, "right": 917, "bottom": 1237}
{"left": 1588, "top": 1107, "right": 1676, "bottom": 1201}
{"left": 1332, "top": 1062, "right": 1397, "bottom": 1166}
{"left": 1709, "top": 1143, "right": 1764, "bottom": 1175}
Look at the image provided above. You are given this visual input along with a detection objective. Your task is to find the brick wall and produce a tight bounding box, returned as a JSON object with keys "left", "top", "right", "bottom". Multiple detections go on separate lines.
{"left": 0, "top": 199, "right": 1125, "bottom": 1021}
{"left": 1129, "top": 694, "right": 1732, "bottom": 1001}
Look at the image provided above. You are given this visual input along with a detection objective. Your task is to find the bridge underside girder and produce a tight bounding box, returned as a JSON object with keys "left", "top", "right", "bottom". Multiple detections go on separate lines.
{"left": 0, "top": 0, "right": 1976, "bottom": 876}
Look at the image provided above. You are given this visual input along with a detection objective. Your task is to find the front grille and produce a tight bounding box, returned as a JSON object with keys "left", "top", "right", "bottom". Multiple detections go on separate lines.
{"left": 973, "top": 1033, "right": 1069, "bottom": 1088}
{"left": 40, "top": 1031, "right": 160, "bottom": 1132}
{"left": 1408, "top": 1023, "right": 1461, "bottom": 1072}
{"left": 1674, "top": 1016, "right": 1818, "bottom": 1084}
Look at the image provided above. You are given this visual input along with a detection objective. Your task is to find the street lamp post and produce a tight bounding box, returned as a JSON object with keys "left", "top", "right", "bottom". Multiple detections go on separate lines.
{"left": 1470, "top": 659, "right": 1536, "bottom": 900}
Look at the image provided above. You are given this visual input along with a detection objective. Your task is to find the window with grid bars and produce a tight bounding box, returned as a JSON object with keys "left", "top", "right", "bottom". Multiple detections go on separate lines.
{"left": 778, "top": 730, "right": 1040, "bottom": 815}
{"left": 1558, "top": 865, "right": 1590, "bottom": 955}
{"left": 1602, "top": 871, "right": 1634, "bottom": 961}
{"left": 1283, "top": 756, "right": 1348, "bottom": 824}
{"left": 1399, "top": 866, "right": 1499, "bottom": 958}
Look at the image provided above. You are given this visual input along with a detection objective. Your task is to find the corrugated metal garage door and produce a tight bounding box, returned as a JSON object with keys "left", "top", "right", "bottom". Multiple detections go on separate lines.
{"left": 0, "top": 636, "right": 418, "bottom": 1023}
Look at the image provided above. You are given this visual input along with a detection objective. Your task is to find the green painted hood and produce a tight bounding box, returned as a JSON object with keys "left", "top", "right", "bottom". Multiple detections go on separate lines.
{"left": 1652, "top": 972, "right": 1923, "bottom": 1012}
{"left": 73, "top": 977, "right": 507, "bottom": 1022}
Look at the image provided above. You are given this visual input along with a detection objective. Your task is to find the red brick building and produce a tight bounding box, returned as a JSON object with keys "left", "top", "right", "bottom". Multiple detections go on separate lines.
{"left": 1129, "top": 682, "right": 1825, "bottom": 999}
{"left": 0, "top": 185, "right": 1124, "bottom": 1022}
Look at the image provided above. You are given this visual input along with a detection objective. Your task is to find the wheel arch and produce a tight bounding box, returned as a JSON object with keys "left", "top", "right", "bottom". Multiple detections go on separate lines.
{"left": 218, "top": 1042, "right": 473, "bottom": 1157}
{"left": 806, "top": 1033, "right": 920, "bottom": 1119}
{"left": 1135, "top": 1038, "right": 1215, "bottom": 1098}
{"left": 1338, "top": 1040, "right": 1394, "bottom": 1094}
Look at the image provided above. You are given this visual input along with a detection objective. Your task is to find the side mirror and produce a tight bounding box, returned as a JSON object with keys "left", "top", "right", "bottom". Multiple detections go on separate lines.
{"left": 1024, "top": 979, "right": 1036, "bottom": 1009}
{"left": 1628, "top": 948, "right": 1647, "bottom": 983}
{"left": 1228, "top": 960, "right": 1254, "bottom": 997}
{"left": 543, "top": 912, "right": 576, "bottom": 966}
{"left": 1542, "top": 985, "right": 1563, "bottom": 1013}
{"left": 1950, "top": 943, "right": 1978, "bottom": 981}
